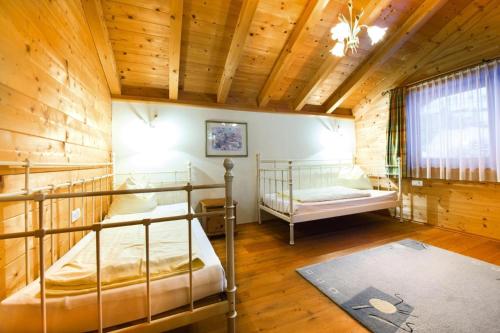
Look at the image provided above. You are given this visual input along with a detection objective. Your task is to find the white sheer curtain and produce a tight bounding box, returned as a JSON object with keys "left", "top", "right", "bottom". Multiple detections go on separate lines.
{"left": 406, "top": 59, "right": 500, "bottom": 182}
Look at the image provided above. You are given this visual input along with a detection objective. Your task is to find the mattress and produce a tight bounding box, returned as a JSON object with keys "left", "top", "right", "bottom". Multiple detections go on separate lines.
{"left": 0, "top": 203, "right": 226, "bottom": 333}
{"left": 263, "top": 189, "right": 398, "bottom": 223}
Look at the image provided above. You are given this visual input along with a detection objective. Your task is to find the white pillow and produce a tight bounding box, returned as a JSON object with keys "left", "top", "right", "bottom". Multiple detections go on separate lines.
{"left": 107, "top": 177, "right": 157, "bottom": 217}
{"left": 334, "top": 165, "right": 373, "bottom": 190}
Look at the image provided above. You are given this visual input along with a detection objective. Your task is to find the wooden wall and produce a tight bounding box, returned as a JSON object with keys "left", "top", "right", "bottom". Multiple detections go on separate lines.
{"left": 0, "top": 1, "right": 112, "bottom": 299}
{"left": 354, "top": 94, "right": 500, "bottom": 240}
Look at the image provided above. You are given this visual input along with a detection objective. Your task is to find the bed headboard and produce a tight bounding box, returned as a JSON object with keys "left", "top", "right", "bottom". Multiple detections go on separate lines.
{"left": 113, "top": 162, "right": 192, "bottom": 205}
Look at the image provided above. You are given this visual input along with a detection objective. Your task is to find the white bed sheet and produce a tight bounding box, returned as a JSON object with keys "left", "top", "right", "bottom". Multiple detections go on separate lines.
{"left": 0, "top": 203, "right": 225, "bottom": 333}
{"left": 263, "top": 189, "right": 398, "bottom": 222}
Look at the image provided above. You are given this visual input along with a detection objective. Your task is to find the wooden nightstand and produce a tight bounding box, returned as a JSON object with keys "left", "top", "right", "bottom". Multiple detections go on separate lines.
{"left": 200, "top": 198, "right": 237, "bottom": 237}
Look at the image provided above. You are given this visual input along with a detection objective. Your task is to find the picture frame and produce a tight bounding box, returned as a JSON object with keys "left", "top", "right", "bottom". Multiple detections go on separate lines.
{"left": 206, "top": 120, "right": 248, "bottom": 157}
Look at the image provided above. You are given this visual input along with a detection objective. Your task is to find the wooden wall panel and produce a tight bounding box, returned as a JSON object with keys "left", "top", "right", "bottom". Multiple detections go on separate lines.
{"left": 354, "top": 94, "right": 500, "bottom": 240}
{"left": 0, "top": 0, "right": 112, "bottom": 299}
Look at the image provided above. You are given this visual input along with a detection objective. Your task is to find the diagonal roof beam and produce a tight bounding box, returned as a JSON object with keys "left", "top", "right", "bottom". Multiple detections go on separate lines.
{"left": 168, "top": 0, "right": 183, "bottom": 100}
{"left": 359, "top": 0, "right": 494, "bottom": 104}
{"left": 292, "top": 0, "right": 393, "bottom": 111}
{"left": 257, "top": 0, "right": 330, "bottom": 107}
{"left": 217, "top": 0, "right": 259, "bottom": 104}
{"left": 323, "top": 0, "right": 450, "bottom": 113}
{"left": 82, "top": 0, "right": 121, "bottom": 95}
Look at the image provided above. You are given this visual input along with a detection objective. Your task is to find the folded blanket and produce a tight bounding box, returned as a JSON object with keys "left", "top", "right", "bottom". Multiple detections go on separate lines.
{"left": 44, "top": 218, "right": 204, "bottom": 297}
{"left": 279, "top": 186, "right": 371, "bottom": 203}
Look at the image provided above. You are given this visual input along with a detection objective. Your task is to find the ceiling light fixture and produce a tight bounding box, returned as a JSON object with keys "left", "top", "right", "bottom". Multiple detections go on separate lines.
{"left": 330, "top": 0, "right": 387, "bottom": 57}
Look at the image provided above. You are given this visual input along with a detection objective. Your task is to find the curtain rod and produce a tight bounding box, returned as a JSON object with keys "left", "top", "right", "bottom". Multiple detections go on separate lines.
{"left": 381, "top": 56, "right": 500, "bottom": 96}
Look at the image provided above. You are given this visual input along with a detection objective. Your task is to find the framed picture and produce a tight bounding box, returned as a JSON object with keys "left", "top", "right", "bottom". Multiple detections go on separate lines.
{"left": 206, "top": 121, "right": 248, "bottom": 157}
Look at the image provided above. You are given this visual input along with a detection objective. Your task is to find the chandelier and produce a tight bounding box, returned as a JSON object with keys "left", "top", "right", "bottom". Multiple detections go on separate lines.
{"left": 330, "top": 0, "right": 387, "bottom": 57}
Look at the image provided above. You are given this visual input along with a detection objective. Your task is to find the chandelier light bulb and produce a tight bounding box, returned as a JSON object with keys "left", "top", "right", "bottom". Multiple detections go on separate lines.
{"left": 330, "top": 22, "right": 350, "bottom": 42}
{"left": 367, "top": 26, "right": 387, "bottom": 45}
{"left": 330, "top": 42, "right": 345, "bottom": 57}
{"left": 329, "top": 1, "right": 386, "bottom": 57}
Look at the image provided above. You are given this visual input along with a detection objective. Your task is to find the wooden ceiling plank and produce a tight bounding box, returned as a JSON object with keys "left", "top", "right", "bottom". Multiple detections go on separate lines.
{"left": 168, "top": 0, "right": 183, "bottom": 100}
{"left": 323, "top": 0, "right": 450, "bottom": 113}
{"left": 357, "top": 0, "right": 498, "bottom": 105}
{"left": 292, "top": 0, "right": 393, "bottom": 111}
{"left": 216, "top": 0, "right": 259, "bottom": 104}
{"left": 82, "top": 0, "right": 121, "bottom": 94}
{"left": 257, "top": 0, "right": 330, "bottom": 107}
{"left": 112, "top": 93, "right": 354, "bottom": 119}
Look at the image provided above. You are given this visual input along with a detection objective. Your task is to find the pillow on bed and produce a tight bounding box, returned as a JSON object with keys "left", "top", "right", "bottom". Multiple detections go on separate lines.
{"left": 335, "top": 165, "right": 373, "bottom": 190}
{"left": 107, "top": 177, "right": 157, "bottom": 217}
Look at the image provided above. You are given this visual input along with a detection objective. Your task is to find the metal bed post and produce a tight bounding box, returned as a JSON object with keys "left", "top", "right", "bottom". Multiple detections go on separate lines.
{"left": 94, "top": 222, "right": 103, "bottom": 333}
{"left": 81, "top": 179, "right": 85, "bottom": 240}
{"left": 144, "top": 218, "right": 152, "bottom": 323}
{"left": 35, "top": 193, "right": 47, "bottom": 333}
{"left": 24, "top": 158, "right": 31, "bottom": 285}
{"left": 398, "top": 157, "right": 404, "bottom": 223}
{"left": 224, "top": 159, "right": 236, "bottom": 333}
{"left": 68, "top": 181, "right": 73, "bottom": 248}
{"left": 288, "top": 160, "right": 294, "bottom": 245}
{"left": 99, "top": 177, "right": 103, "bottom": 220}
{"left": 256, "top": 154, "right": 262, "bottom": 224}
{"left": 92, "top": 177, "right": 95, "bottom": 224}
{"left": 187, "top": 181, "right": 194, "bottom": 311}
{"left": 49, "top": 185, "right": 55, "bottom": 264}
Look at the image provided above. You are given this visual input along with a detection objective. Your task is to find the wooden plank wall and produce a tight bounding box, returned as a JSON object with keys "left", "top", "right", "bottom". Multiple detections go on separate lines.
{"left": 354, "top": 94, "right": 500, "bottom": 241}
{"left": 0, "top": 1, "right": 112, "bottom": 299}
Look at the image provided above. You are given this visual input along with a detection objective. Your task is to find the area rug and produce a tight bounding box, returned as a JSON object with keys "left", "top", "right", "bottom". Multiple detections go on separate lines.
{"left": 297, "top": 239, "right": 500, "bottom": 333}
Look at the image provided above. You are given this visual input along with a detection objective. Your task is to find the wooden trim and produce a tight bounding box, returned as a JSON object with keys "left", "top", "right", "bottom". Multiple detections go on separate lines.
{"left": 217, "top": 0, "right": 259, "bottom": 104}
{"left": 292, "top": 0, "right": 393, "bottom": 111}
{"left": 168, "top": 0, "right": 183, "bottom": 100}
{"left": 323, "top": 0, "right": 450, "bottom": 113}
{"left": 257, "top": 0, "right": 330, "bottom": 107}
{"left": 112, "top": 94, "right": 354, "bottom": 119}
{"left": 81, "top": 0, "right": 121, "bottom": 95}
{"left": 404, "top": 57, "right": 500, "bottom": 88}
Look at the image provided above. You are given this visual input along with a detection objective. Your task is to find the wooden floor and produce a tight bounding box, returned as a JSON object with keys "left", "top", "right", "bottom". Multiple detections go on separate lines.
{"left": 175, "top": 214, "right": 500, "bottom": 333}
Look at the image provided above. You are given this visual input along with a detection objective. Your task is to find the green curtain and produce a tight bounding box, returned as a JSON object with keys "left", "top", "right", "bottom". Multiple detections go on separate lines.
{"left": 386, "top": 87, "right": 406, "bottom": 177}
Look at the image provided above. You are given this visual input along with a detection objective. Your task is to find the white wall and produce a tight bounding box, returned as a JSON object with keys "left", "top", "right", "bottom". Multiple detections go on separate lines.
{"left": 112, "top": 101, "right": 355, "bottom": 223}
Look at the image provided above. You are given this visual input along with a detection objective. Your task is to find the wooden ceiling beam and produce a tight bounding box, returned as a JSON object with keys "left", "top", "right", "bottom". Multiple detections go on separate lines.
{"left": 257, "top": 0, "right": 330, "bottom": 107}
{"left": 82, "top": 0, "right": 121, "bottom": 95}
{"left": 168, "top": 0, "right": 183, "bottom": 100}
{"left": 292, "top": 0, "right": 392, "bottom": 111}
{"left": 323, "top": 0, "right": 450, "bottom": 113}
{"left": 112, "top": 93, "right": 354, "bottom": 119}
{"left": 356, "top": 0, "right": 497, "bottom": 106}
{"left": 217, "top": 0, "right": 259, "bottom": 104}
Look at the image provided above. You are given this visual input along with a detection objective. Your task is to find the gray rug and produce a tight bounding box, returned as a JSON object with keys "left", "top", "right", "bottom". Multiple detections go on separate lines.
{"left": 297, "top": 239, "right": 500, "bottom": 333}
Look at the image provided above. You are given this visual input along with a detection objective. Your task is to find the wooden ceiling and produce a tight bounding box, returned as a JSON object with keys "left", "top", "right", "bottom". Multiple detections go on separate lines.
{"left": 82, "top": 0, "right": 500, "bottom": 116}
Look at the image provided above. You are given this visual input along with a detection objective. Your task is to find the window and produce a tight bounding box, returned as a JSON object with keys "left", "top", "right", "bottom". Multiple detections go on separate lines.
{"left": 406, "top": 60, "right": 500, "bottom": 182}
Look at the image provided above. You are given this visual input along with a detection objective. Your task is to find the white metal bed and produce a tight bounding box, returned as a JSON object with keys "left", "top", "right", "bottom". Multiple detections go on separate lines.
{"left": 256, "top": 154, "right": 402, "bottom": 245}
{"left": 0, "top": 159, "right": 236, "bottom": 333}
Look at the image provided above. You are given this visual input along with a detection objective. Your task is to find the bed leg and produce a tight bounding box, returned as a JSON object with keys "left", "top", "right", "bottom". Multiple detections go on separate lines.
{"left": 289, "top": 223, "right": 294, "bottom": 245}
{"left": 257, "top": 207, "right": 262, "bottom": 224}
{"left": 227, "top": 313, "right": 236, "bottom": 333}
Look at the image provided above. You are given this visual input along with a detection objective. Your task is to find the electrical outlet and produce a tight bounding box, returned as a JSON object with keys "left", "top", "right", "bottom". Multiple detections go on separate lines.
{"left": 71, "top": 208, "right": 81, "bottom": 223}
{"left": 411, "top": 179, "right": 423, "bottom": 187}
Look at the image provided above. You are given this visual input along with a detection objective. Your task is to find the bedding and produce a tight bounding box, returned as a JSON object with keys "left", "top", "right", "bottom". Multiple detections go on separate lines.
{"left": 334, "top": 165, "right": 373, "bottom": 190}
{"left": 278, "top": 186, "right": 371, "bottom": 203}
{"left": 0, "top": 203, "right": 226, "bottom": 333}
{"left": 263, "top": 189, "right": 397, "bottom": 218}
{"left": 45, "top": 207, "right": 204, "bottom": 296}
{"left": 107, "top": 177, "right": 157, "bottom": 216}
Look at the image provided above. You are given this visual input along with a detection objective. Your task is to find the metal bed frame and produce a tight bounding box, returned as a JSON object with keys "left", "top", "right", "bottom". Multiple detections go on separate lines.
{"left": 0, "top": 159, "right": 236, "bottom": 333}
{"left": 256, "top": 153, "right": 402, "bottom": 245}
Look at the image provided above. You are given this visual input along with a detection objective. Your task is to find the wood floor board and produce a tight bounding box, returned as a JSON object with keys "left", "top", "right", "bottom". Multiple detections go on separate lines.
{"left": 172, "top": 214, "right": 499, "bottom": 333}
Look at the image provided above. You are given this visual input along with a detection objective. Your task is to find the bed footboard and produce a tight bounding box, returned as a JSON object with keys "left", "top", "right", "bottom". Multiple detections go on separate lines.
{"left": 256, "top": 154, "right": 403, "bottom": 245}
{"left": 0, "top": 159, "right": 237, "bottom": 333}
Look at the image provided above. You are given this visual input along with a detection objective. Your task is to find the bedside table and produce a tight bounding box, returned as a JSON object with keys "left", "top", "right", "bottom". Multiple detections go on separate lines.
{"left": 200, "top": 198, "right": 237, "bottom": 237}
